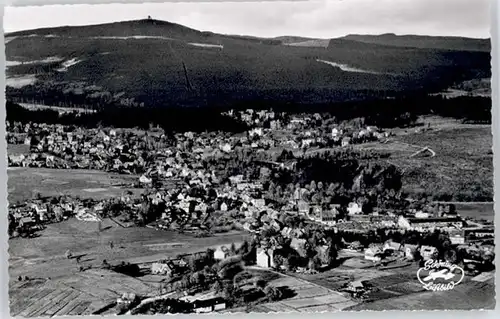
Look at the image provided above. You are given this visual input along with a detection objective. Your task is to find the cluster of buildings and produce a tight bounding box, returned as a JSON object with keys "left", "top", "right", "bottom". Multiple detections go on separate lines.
{"left": 357, "top": 208, "right": 494, "bottom": 268}
{"left": 224, "top": 109, "right": 391, "bottom": 150}
{"left": 6, "top": 112, "right": 495, "bottom": 303}
{"left": 224, "top": 109, "right": 281, "bottom": 129}
{"left": 363, "top": 241, "right": 429, "bottom": 262}
{"left": 331, "top": 125, "right": 390, "bottom": 147}
{"left": 7, "top": 122, "right": 159, "bottom": 172}
{"left": 6, "top": 121, "right": 279, "bottom": 172}
{"left": 8, "top": 196, "right": 102, "bottom": 236}
{"left": 231, "top": 186, "right": 495, "bottom": 273}
{"left": 7, "top": 113, "right": 391, "bottom": 182}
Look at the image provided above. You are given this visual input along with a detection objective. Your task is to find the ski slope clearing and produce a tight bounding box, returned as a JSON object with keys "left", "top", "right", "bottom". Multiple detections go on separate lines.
{"left": 317, "top": 59, "right": 383, "bottom": 74}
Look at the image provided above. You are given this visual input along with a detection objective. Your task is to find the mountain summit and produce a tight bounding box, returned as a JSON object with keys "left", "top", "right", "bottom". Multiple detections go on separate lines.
{"left": 5, "top": 19, "right": 491, "bottom": 108}
{"left": 6, "top": 19, "right": 206, "bottom": 41}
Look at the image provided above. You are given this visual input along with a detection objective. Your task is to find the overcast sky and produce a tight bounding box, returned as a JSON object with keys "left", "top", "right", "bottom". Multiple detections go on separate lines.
{"left": 3, "top": 0, "right": 491, "bottom": 38}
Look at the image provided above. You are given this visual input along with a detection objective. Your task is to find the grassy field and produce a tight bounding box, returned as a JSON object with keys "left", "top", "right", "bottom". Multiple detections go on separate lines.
{"left": 7, "top": 167, "right": 143, "bottom": 204}
{"left": 355, "top": 118, "right": 492, "bottom": 203}
{"left": 9, "top": 269, "right": 154, "bottom": 317}
{"left": 346, "top": 278, "right": 495, "bottom": 310}
{"left": 440, "top": 202, "right": 494, "bottom": 222}
{"left": 7, "top": 143, "right": 30, "bottom": 155}
{"left": 243, "top": 254, "right": 495, "bottom": 312}
{"left": 395, "top": 125, "right": 492, "bottom": 201}
{"left": 9, "top": 218, "right": 249, "bottom": 263}
{"left": 8, "top": 217, "right": 250, "bottom": 316}
{"left": 246, "top": 268, "right": 357, "bottom": 313}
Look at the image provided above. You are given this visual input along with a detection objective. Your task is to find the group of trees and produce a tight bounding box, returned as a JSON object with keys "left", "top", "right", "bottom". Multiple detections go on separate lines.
{"left": 158, "top": 241, "right": 291, "bottom": 308}
{"left": 337, "top": 228, "right": 452, "bottom": 249}
{"left": 268, "top": 151, "right": 402, "bottom": 193}
{"left": 272, "top": 241, "right": 339, "bottom": 272}
{"left": 158, "top": 242, "right": 257, "bottom": 297}
{"left": 134, "top": 298, "right": 192, "bottom": 315}
{"left": 255, "top": 222, "right": 340, "bottom": 272}
{"left": 211, "top": 257, "right": 293, "bottom": 306}
{"left": 226, "top": 95, "right": 491, "bottom": 128}
{"left": 111, "top": 261, "right": 142, "bottom": 277}
{"left": 261, "top": 151, "right": 405, "bottom": 212}
{"left": 7, "top": 92, "right": 491, "bottom": 137}
{"left": 6, "top": 101, "right": 250, "bottom": 133}
{"left": 270, "top": 95, "right": 491, "bottom": 127}
{"left": 7, "top": 83, "right": 140, "bottom": 111}
{"left": 7, "top": 214, "right": 18, "bottom": 237}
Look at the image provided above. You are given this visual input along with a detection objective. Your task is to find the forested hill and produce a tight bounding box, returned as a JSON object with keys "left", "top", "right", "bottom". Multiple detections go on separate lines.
{"left": 341, "top": 33, "right": 491, "bottom": 52}
{"left": 5, "top": 19, "right": 491, "bottom": 108}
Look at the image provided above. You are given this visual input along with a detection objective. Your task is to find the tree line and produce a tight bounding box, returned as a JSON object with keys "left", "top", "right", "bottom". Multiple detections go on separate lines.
{"left": 6, "top": 94, "right": 491, "bottom": 133}
{"left": 5, "top": 101, "right": 249, "bottom": 133}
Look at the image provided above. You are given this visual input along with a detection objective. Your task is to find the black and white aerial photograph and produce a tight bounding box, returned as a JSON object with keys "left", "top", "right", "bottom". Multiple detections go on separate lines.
{"left": 3, "top": 0, "right": 495, "bottom": 316}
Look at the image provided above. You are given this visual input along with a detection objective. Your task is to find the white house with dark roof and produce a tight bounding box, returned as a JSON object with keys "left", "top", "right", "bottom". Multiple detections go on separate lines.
{"left": 347, "top": 202, "right": 363, "bottom": 215}
{"left": 213, "top": 246, "right": 230, "bottom": 260}
{"left": 364, "top": 246, "right": 383, "bottom": 262}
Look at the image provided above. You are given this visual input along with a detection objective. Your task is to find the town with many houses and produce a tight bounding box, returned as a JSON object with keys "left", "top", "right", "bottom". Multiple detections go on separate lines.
{"left": 7, "top": 107, "right": 495, "bottom": 315}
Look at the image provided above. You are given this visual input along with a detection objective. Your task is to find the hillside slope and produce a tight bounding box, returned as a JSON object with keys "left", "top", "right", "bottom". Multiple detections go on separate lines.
{"left": 5, "top": 19, "right": 491, "bottom": 108}
{"left": 341, "top": 33, "right": 491, "bottom": 52}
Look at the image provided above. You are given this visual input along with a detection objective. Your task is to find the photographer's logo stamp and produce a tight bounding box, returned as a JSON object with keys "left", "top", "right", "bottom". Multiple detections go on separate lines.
{"left": 417, "top": 259, "right": 465, "bottom": 292}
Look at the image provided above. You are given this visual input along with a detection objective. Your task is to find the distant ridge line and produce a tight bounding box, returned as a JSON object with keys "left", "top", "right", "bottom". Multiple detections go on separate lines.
{"left": 5, "top": 18, "right": 490, "bottom": 42}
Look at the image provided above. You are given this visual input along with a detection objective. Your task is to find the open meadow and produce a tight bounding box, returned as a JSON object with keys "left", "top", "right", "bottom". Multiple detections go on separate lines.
{"left": 355, "top": 117, "right": 492, "bottom": 203}
{"left": 7, "top": 143, "right": 30, "bottom": 155}
{"left": 445, "top": 202, "right": 494, "bottom": 221}
{"left": 8, "top": 216, "right": 250, "bottom": 316}
{"left": 346, "top": 276, "right": 495, "bottom": 311}
{"left": 9, "top": 269, "right": 155, "bottom": 317}
{"left": 242, "top": 268, "right": 357, "bottom": 313}
{"left": 252, "top": 256, "right": 495, "bottom": 312}
{"left": 7, "top": 167, "right": 143, "bottom": 204}
{"left": 9, "top": 218, "right": 250, "bottom": 270}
